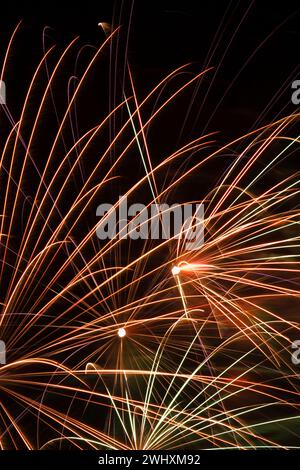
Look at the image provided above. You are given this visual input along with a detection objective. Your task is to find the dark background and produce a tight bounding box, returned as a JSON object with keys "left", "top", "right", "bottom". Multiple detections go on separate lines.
{"left": 0, "top": 0, "right": 299, "bottom": 140}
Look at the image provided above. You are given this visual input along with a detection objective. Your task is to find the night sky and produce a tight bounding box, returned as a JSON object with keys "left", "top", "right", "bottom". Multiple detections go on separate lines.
{"left": 0, "top": 0, "right": 299, "bottom": 139}
{"left": 0, "top": 0, "right": 300, "bottom": 458}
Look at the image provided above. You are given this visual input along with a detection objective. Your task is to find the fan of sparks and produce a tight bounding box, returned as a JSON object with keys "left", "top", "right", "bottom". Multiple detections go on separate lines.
{"left": 0, "top": 24, "right": 300, "bottom": 450}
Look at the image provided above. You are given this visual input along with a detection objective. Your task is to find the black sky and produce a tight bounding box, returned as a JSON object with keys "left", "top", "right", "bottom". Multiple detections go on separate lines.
{"left": 0, "top": 1, "right": 299, "bottom": 140}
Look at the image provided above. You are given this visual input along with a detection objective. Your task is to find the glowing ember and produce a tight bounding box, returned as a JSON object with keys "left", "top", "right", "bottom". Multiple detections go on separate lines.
{"left": 171, "top": 266, "right": 181, "bottom": 276}
{"left": 118, "top": 328, "right": 126, "bottom": 338}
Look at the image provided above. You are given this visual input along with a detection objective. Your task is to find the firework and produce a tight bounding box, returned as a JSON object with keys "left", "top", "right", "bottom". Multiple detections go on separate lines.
{"left": 0, "top": 18, "right": 299, "bottom": 451}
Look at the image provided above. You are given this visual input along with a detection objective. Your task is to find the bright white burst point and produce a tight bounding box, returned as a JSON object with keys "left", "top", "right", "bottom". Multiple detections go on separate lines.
{"left": 172, "top": 266, "right": 181, "bottom": 276}
{"left": 118, "top": 328, "right": 126, "bottom": 338}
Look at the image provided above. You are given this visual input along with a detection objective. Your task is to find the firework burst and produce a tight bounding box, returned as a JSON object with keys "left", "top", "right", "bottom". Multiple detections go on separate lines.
{"left": 0, "top": 19, "right": 299, "bottom": 450}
